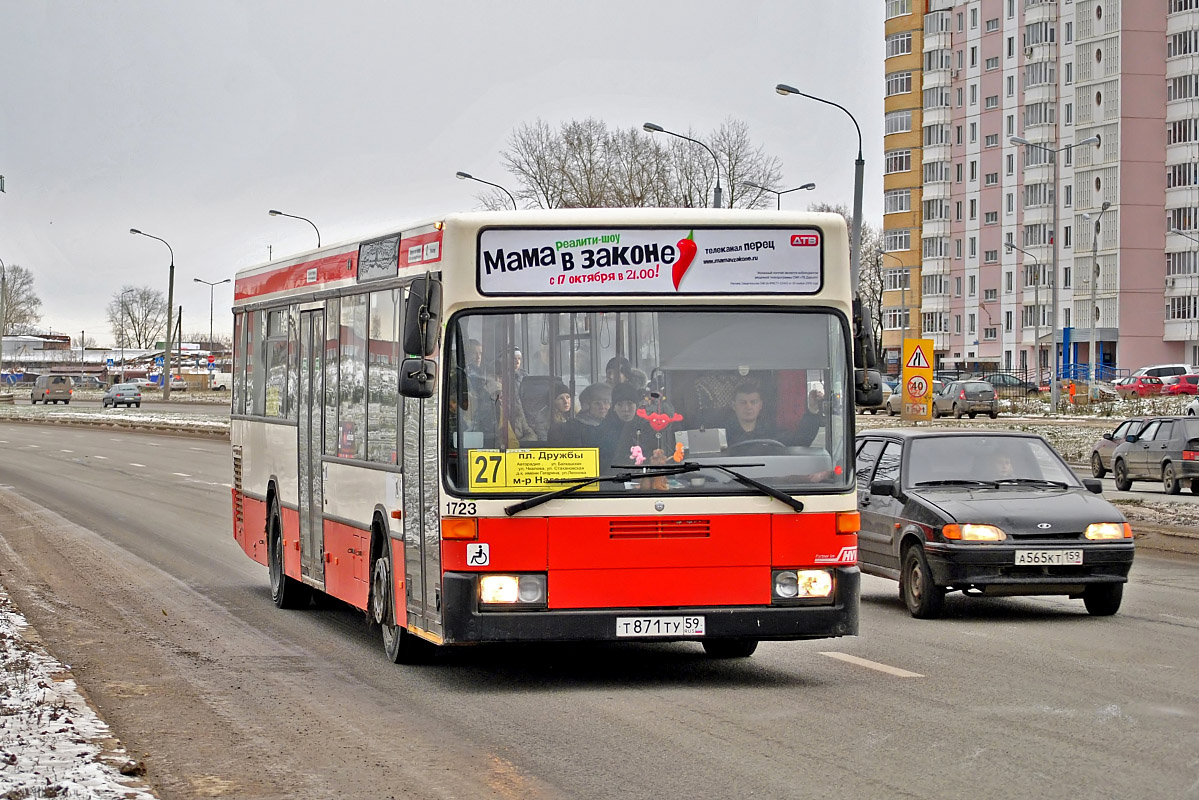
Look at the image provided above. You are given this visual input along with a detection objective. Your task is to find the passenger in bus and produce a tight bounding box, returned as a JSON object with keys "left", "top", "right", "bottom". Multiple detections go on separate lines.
{"left": 605, "top": 356, "right": 633, "bottom": 387}
{"left": 532, "top": 381, "right": 573, "bottom": 441}
{"left": 596, "top": 382, "right": 643, "bottom": 466}
{"left": 549, "top": 383, "right": 611, "bottom": 451}
{"left": 793, "top": 387, "right": 827, "bottom": 448}
{"left": 466, "top": 338, "right": 485, "bottom": 378}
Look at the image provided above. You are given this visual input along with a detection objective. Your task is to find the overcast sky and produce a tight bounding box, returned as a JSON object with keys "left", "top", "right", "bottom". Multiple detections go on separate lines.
{"left": 0, "top": 1, "right": 884, "bottom": 345}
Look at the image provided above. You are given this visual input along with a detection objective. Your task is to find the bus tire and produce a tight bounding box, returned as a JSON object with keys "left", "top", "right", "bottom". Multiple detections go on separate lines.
{"left": 268, "top": 498, "right": 308, "bottom": 610}
{"left": 702, "top": 639, "right": 758, "bottom": 658}
{"left": 370, "top": 538, "right": 427, "bottom": 664}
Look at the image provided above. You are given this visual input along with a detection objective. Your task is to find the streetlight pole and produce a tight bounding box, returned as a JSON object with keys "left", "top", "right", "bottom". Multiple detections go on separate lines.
{"left": 268, "top": 210, "right": 321, "bottom": 248}
{"left": 193, "top": 278, "right": 231, "bottom": 364}
{"left": 129, "top": 228, "right": 176, "bottom": 400}
{"left": 743, "top": 180, "right": 816, "bottom": 211}
{"left": 119, "top": 289, "right": 135, "bottom": 384}
{"left": 643, "top": 123, "right": 723, "bottom": 208}
{"left": 0, "top": 257, "right": 6, "bottom": 391}
{"left": 1010, "top": 134, "right": 1099, "bottom": 408}
{"left": 1083, "top": 201, "right": 1112, "bottom": 394}
{"left": 1005, "top": 241, "right": 1043, "bottom": 383}
{"left": 455, "top": 171, "right": 517, "bottom": 211}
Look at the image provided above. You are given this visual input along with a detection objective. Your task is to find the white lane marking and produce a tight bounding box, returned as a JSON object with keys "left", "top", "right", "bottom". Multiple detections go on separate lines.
{"left": 94, "top": 455, "right": 108, "bottom": 460}
{"left": 26, "top": 445, "right": 39, "bottom": 449}
{"left": 60, "top": 450, "right": 74, "bottom": 453}
{"left": 189, "top": 447, "right": 206, "bottom": 452}
{"left": 172, "top": 473, "right": 191, "bottom": 478}
{"left": 819, "top": 652, "right": 924, "bottom": 678}
{"left": 129, "top": 463, "right": 146, "bottom": 468}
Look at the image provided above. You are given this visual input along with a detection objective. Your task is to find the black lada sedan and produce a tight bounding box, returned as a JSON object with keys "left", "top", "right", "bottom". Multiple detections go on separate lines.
{"left": 855, "top": 429, "right": 1134, "bottom": 618}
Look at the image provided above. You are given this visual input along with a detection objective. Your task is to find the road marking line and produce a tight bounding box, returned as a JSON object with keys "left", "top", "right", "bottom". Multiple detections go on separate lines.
{"left": 819, "top": 652, "right": 924, "bottom": 678}
{"left": 26, "top": 445, "right": 39, "bottom": 449}
{"left": 129, "top": 463, "right": 145, "bottom": 468}
{"left": 94, "top": 456, "right": 108, "bottom": 460}
{"left": 189, "top": 447, "right": 206, "bottom": 452}
{"left": 172, "top": 473, "right": 191, "bottom": 477}
{"left": 60, "top": 450, "right": 74, "bottom": 453}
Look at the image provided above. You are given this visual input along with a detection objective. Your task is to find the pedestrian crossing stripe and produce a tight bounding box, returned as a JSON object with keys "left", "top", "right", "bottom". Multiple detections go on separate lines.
{"left": 905, "top": 346, "right": 930, "bottom": 369}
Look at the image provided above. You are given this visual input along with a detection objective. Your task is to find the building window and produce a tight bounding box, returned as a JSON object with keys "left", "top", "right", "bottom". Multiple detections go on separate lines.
{"left": 955, "top": 277, "right": 963, "bottom": 297}
{"left": 924, "top": 160, "right": 952, "bottom": 182}
{"left": 955, "top": 200, "right": 963, "bottom": 221}
{"left": 970, "top": 160, "right": 978, "bottom": 181}
{"left": 1064, "top": 226, "right": 1072, "bottom": 248}
{"left": 1005, "top": 272, "right": 1014, "bottom": 293}
{"left": 1065, "top": 103, "right": 1073, "bottom": 125}
{"left": 985, "top": 18, "right": 999, "bottom": 33}
{"left": 1006, "top": 154, "right": 1015, "bottom": 175}
{"left": 970, "top": 46, "right": 978, "bottom": 67}
{"left": 1065, "top": 21, "right": 1073, "bottom": 44}
{"left": 1007, "top": 192, "right": 1014, "bottom": 213}
{"left": 986, "top": 56, "right": 999, "bottom": 71}
{"left": 985, "top": 211, "right": 999, "bottom": 225}
{"left": 886, "top": 71, "right": 913, "bottom": 96}
{"left": 984, "top": 327, "right": 998, "bottom": 341}
{"left": 883, "top": 309, "right": 912, "bottom": 330}
{"left": 886, "top": 31, "right": 914, "bottom": 58}
{"left": 1007, "top": 0, "right": 1015, "bottom": 19}
{"left": 1005, "top": 310, "right": 1013, "bottom": 331}
{"left": 985, "top": 172, "right": 999, "bottom": 186}
{"left": 884, "top": 188, "right": 912, "bottom": 214}
{"left": 956, "top": 162, "right": 963, "bottom": 183}
{"left": 1064, "top": 185, "right": 1073, "bottom": 207}
{"left": 970, "top": 8, "right": 978, "bottom": 28}
{"left": 969, "top": 237, "right": 977, "bottom": 258}
{"left": 970, "top": 84, "right": 978, "bottom": 105}
{"left": 885, "top": 149, "right": 912, "bottom": 174}
{"left": 985, "top": 133, "right": 999, "bottom": 147}
{"left": 1007, "top": 75, "right": 1015, "bottom": 96}
{"left": 985, "top": 249, "right": 999, "bottom": 263}
{"left": 970, "top": 122, "right": 977, "bottom": 142}
{"left": 886, "top": 0, "right": 912, "bottom": 19}
{"left": 985, "top": 95, "right": 999, "bottom": 109}
{"left": 883, "top": 229, "right": 912, "bottom": 252}
{"left": 885, "top": 109, "right": 913, "bottom": 134}
{"left": 956, "top": 238, "right": 963, "bottom": 259}
{"left": 1007, "top": 36, "right": 1015, "bottom": 58}
{"left": 970, "top": 198, "right": 978, "bottom": 220}
{"left": 955, "top": 315, "right": 962, "bottom": 334}
{"left": 884, "top": 268, "right": 911, "bottom": 291}
{"left": 968, "top": 313, "right": 976, "bottom": 335}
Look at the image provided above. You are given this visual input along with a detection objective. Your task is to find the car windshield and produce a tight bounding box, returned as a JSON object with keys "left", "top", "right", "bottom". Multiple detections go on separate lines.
{"left": 907, "top": 435, "right": 1079, "bottom": 488}
{"left": 445, "top": 308, "right": 851, "bottom": 496}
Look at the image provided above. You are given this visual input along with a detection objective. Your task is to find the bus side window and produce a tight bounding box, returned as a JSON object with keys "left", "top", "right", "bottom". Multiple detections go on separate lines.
{"left": 339, "top": 294, "right": 368, "bottom": 460}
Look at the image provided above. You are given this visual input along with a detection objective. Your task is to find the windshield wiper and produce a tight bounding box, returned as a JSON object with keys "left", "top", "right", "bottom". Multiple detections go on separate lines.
{"left": 503, "top": 466, "right": 697, "bottom": 516}
{"left": 913, "top": 479, "right": 998, "bottom": 488}
{"left": 681, "top": 461, "right": 805, "bottom": 512}
{"left": 994, "top": 478, "right": 1070, "bottom": 488}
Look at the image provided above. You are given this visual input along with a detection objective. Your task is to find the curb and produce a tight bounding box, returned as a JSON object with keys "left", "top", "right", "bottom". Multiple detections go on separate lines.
{"left": 0, "top": 414, "right": 229, "bottom": 441}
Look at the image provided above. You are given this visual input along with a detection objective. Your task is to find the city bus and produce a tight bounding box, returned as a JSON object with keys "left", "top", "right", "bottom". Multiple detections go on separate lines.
{"left": 230, "top": 208, "right": 868, "bottom": 663}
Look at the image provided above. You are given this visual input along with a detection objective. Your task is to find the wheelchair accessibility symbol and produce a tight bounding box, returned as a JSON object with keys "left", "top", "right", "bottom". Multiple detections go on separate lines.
{"left": 467, "top": 543, "right": 490, "bottom": 567}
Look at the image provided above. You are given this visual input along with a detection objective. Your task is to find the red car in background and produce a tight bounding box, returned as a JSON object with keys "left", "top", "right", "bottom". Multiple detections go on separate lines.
{"left": 1113, "top": 375, "right": 1165, "bottom": 398}
{"left": 1162, "top": 375, "right": 1199, "bottom": 395}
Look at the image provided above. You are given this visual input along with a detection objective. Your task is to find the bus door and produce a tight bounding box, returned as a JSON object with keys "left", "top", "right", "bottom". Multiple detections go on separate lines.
{"left": 402, "top": 391, "right": 443, "bottom": 637}
{"left": 298, "top": 309, "right": 326, "bottom": 587}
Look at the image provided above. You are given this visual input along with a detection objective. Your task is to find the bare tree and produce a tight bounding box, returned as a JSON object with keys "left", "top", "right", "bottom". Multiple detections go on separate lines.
{"left": 493, "top": 117, "right": 783, "bottom": 210}
{"left": 107, "top": 286, "right": 166, "bottom": 349}
{"left": 809, "top": 203, "right": 885, "bottom": 364}
{"left": 0, "top": 264, "right": 43, "bottom": 335}
{"left": 72, "top": 334, "right": 99, "bottom": 348}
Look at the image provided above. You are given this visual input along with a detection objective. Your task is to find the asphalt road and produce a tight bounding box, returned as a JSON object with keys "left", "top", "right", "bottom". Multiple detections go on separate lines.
{"left": 0, "top": 422, "right": 1196, "bottom": 799}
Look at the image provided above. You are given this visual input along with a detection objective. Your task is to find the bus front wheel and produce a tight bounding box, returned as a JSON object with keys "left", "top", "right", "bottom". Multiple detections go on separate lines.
{"left": 702, "top": 639, "right": 758, "bottom": 658}
{"left": 370, "top": 545, "right": 427, "bottom": 664}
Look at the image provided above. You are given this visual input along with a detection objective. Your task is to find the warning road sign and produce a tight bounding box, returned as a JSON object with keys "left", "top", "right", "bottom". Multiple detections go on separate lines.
{"left": 905, "top": 345, "right": 930, "bottom": 370}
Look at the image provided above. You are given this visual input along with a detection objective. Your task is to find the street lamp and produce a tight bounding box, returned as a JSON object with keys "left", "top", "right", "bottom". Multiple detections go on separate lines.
{"left": 119, "top": 288, "right": 135, "bottom": 384}
{"left": 268, "top": 209, "right": 321, "bottom": 248}
{"left": 1082, "top": 201, "right": 1112, "bottom": 393}
{"left": 1009, "top": 134, "right": 1100, "bottom": 408}
{"left": 129, "top": 228, "right": 176, "bottom": 400}
{"left": 455, "top": 171, "right": 517, "bottom": 211}
{"left": 743, "top": 180, "right": 816, "bottom": 211}
{"left": 643, "top": 122, "right": 723, "bottom": 208}
{"left": 194, "top": 278, "right": 231, "bottom": 368}
{"left": 1005, "top": 241, "right": 1043, "bottom": 383}
{"left": 0, "top": 257, "right": 6, "bottom": 390}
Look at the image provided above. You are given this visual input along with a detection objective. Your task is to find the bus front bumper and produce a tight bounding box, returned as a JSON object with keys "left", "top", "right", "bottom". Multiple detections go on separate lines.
{"left": 438, "top": 568, "right": 859, "bottom": 644}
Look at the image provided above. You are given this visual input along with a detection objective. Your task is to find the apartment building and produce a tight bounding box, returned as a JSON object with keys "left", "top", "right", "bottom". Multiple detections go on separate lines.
{"left": 883, "top": 0, "right": 1185, "bottom": 377}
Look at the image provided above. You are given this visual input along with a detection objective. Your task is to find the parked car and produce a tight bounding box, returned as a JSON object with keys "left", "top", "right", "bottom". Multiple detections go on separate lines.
{"left": 1113, "top": 375, "right": 1165, "bottom": 398}
{"left": 1110, "top": 416, "right": 1199, "bottom": 495}
{"left": 971, "top": 372, "right": 1041, "bottom": 398}
{"left": 30, "top": 375, "right": 74, "bottom": 405}
{"left": 1089, "top": 418, "right": 1145, "bottom": 478}
{"left": 210, "top": 372, "right": 232, "bottom": 391}
{"left": 855, "top": 429, "right": 1134, "bottom": 617}
{"left": 1131, "top": 363, "right": 1198, "bottom": 380}
{"left": 931, "top": 380, "right": 998, "bottom": 419}
{"left": 168, "top": 375, "right": 187, "bottom": 391}
{"left": 884, "top": 379, "right": 944, "bottom": 416}
{"left": 1188, "top": 397, "right": 1199, "bottom": 417}
{"left": 101, "top": 383, "right": 142, "bottom": 408}
{"left": 1162, "top": 374, "right": 1199, "bottom": 395}
{"left": 129, "top": 377, "right": 158, "bottom": 389}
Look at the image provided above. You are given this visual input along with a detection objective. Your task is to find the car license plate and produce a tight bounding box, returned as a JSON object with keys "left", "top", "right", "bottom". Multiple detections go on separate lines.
{"left": 1015, "top": 550, "right": 1083, "bottom": 566}
{"left": 615, "top": 616, "right": 705, "bottom": 637}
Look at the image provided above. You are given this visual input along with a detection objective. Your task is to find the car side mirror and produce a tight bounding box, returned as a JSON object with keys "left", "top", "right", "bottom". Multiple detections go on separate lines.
{"left": 1102, "top": 432, "right": 1113, "bottom": 441}
{"left": 869, "top": 478, "right": 897, "bottom": 497}
{"left": 399, "top": 358, "right": 437, "bottom": 399}
{"left": 1082, "top": 478, "right": 1103, "bottom": 494}
{"left": 1124, "top": 434, "right": 1139, "bottom": 444}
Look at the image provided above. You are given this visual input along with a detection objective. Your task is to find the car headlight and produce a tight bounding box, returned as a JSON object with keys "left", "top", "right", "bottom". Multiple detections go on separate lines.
{"left": 479, "top": 574, "right": 547, "bottom": 609}
{"left": 1085, "top": 522, "right": 1132, "bottom": 540}
{"left": 772, "top": 569, "right": 834, "bottom": 601}
{"left": 943, "top": 523, "right": 1007, "bottom": 541}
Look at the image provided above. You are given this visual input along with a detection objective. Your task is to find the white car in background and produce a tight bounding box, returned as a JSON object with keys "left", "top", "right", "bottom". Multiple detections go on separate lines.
{"left": 1187, "top": 397, "right": 1199, "bottom": 417}
{"left": 884, "top": 379, "right": 944, "bottom": 415}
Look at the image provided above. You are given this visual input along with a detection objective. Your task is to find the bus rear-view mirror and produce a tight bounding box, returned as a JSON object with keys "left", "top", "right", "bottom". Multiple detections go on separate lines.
{"left": 399, "top": 358, "right": 437, "bottom": 399}
{"left": 855, "top": 368, "right": 883, "bottom": 408}
{"left": 403, "top": 279, "right": 442, "bottom": 357}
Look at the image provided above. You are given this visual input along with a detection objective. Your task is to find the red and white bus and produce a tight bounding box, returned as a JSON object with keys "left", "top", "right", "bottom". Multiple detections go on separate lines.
{"left": 231, "top": 208, "right": 864, "bottom": 662}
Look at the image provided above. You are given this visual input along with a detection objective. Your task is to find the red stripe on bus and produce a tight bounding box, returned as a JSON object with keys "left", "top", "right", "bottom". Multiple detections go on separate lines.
{"left": 238, "top": 494, "right": 269, "bottom": 567}
{"left": 548, "top": 515, "right": 770, "bottom": 569}
{"left": 234, "top": 251, "right": 358, "bottom": 301}
{"left": 551, "top": 566, "right": 769, "bottom": 609}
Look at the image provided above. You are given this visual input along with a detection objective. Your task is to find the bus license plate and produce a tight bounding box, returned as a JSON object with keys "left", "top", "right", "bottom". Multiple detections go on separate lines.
{"left": 1015, "top": 550, "right": 1083, "bottom": 566}
{"left": 615, "top": 616, "right": 706, "bottom": 638}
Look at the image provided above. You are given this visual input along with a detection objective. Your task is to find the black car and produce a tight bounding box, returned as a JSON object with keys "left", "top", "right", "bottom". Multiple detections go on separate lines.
{"left": 1110, "top": 416, "right": 1199, "bottom": 495}
{"left": 855, "top": 429, "right": 1134, "bottom": 618}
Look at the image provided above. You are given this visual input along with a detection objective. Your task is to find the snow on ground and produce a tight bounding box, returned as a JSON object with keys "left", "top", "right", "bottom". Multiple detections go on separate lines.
{"left": 0, "top": 583, "right": 157, "bottom": 799}
{"left": 0, "top": 404, "right": 227, "bottom": 437}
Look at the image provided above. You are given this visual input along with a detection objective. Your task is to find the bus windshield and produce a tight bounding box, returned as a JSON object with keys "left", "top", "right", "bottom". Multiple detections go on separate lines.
{"left": 445, "top": 308, "right": 851, "bottom": 497}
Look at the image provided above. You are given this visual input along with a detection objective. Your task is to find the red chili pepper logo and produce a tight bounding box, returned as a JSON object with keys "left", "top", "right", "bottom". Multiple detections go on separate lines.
{"left": 672, "top": 230, "right": 697, "bottom": 290}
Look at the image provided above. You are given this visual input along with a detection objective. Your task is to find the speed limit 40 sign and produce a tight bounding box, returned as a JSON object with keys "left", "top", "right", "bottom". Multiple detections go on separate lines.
{"left": 901, "top": 339, "right": 934, "bottom": 421}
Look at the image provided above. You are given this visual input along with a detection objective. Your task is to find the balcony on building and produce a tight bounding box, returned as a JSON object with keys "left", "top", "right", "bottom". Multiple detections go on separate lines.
{"left": 922, "top": 294, "right": 951, "bottom": 314}
{"left": 923, "top": 181, "right": 951, "bottom": 200}
{"left": 1023, "top": 0, "right": 1057, "bottom": 24}
{"left": 921, "top": 256, "right": 951, "bottom": 276}
{"left": 923, "top": 219, "right": 952, "bottom": 239}
{"left": 1164, "top": 319, "right": 1199, "bottom": 343}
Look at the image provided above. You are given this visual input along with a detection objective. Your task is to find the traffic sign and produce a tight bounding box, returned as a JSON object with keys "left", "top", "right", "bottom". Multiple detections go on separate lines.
{"left": 207, "top": 354, "right": 215, "bottom": 364}
{"left": 154, "top": 356, "right": 164, "bottom": 366}
{"left": 106, "top": 357, "right": 114, "bottom": 367}
{"left": 901, "top": 338, "right": 934, "bottom": 422}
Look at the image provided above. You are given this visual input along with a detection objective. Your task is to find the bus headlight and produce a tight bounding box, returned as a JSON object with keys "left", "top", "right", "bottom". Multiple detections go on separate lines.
{"left": 479, "top": 574, "right": 547, "bottom": 609}
{"left": 772, "top": 569, "right": 834, "bottom": 601}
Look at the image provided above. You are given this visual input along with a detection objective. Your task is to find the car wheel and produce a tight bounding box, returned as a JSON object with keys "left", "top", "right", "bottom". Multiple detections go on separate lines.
{"left": 968, "top": 412, "right": 977, "bottom": 419}
{"left": 1114, "top": 460, "right": 1133, "bottom": 492}
{"left": 63, "top": 400, "right": 69, "bottom": 405}
{"left": 989, "top": 410, "right": 998, "bottom": 419}
{"left": 29, "top": 396, "right": 35, "bottom": 404}
{"left": 901, "top": 545, "right": 945, "bottom": 619}
{"left": 1091, "top": 452, "right": 1107, "bottom": 479}
{"left": 1083, "top": 583, "right": 1123, "bottom": 616}
{"left": 887, "top": 401, "right": 897, "bottom": 416}
{"left": 1191, "top": 478, "right": 1199, "bottom": 495}
{"left": 953, "top": 403, "right": 963, "bottom": 419}
{"left": 135, "top": 402, "right": 141, "bottom": 408}
{"left": 702, "top": 639, "right": 759, "bottom": 658}
{"left": 1163, "top": 463, "right": 1181, "bottom": 495}
{"left": 371, "top": 535, "right": 427, "bottom": 664}
{"left": 268, "top": 498, "right": 309, "bottom": 610}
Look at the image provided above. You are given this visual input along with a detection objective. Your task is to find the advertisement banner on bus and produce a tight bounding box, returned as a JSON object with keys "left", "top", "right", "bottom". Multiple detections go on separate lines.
{"left": 477, "top": 227, "right": 822, "bottom": 295}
